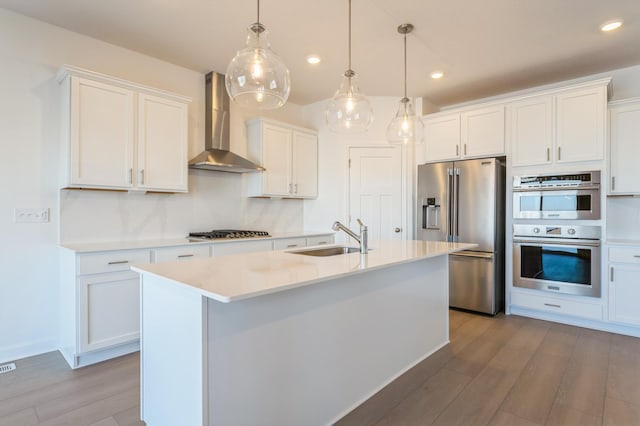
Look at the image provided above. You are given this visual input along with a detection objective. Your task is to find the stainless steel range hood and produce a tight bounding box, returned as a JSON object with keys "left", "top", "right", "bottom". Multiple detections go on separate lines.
{"left": 189, "top": 71, "right": 265, "bottom": 173}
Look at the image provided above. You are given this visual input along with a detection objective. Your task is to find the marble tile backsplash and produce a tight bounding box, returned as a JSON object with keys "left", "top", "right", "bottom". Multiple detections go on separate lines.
{"left": 60, "top": 171, "right": 304, "bottom": 243}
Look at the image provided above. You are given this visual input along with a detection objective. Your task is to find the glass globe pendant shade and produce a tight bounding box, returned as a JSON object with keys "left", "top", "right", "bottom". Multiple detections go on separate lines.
{"left": 324, "top": 71, "right": 374, "bottom": 133}
{"left": 386, "top": 97, "right": 424, "bottom": 145}
{"left": 225, "top": 24, "right": 290, "bottom": 110}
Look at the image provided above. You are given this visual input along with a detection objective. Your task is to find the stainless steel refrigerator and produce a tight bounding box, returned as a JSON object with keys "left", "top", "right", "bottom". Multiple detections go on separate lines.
{"left": 417, "top": 157, "right": 505, "bottom": 315}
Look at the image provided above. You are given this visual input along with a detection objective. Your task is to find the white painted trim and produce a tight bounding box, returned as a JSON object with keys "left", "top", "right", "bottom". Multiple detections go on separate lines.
{"left": 608, "top": 96, "right": 640, "bottom": 107}
{"left": 56, "top": 65, "right": 192, "bottom": 103}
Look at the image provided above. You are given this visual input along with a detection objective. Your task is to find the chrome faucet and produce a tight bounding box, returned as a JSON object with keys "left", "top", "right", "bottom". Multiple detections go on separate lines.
{"left": 332, "top": 219, "right": 368, "bottom": 254}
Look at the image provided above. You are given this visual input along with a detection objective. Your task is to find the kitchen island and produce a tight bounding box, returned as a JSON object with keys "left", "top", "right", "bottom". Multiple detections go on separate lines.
{"left": 132, "top": 240, "right": 475, "bottom": 426}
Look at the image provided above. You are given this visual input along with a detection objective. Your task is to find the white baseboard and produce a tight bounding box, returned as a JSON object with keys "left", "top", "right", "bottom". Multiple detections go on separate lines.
{"left": 0, "top": 338, "right": 58, "bottom": 364}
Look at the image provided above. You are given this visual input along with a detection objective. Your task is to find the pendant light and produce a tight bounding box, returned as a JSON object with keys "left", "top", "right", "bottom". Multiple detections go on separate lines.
{"left": 324, "top": 0, "right": 373, "bottom": 133}
{"left": 387, "top": 24, "right": 424, "bottom": 145}
{"left": 225, "top": 0, "right": 290, "bottom": 109}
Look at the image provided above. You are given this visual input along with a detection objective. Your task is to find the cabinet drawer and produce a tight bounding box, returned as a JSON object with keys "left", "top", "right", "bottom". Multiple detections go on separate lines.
{"left": 274, "top": 238, "right": 307, "bottom": 250}
{"left": 78, "top": 249, "right": 152, "bottom": 275}
{"left": 511, "top": 291, "right": 602, "bottom": 320}
{"left": 609, "top": 247, "right": 640, "bottom": 264}
{"left": 154, "top": 245, "right": 210, "bottom": 263}
{"left": 306, "top": 235, "right": 335, "bottom": 247}
{"left": 213, "top": 240, "right": 273, "bottom": 256}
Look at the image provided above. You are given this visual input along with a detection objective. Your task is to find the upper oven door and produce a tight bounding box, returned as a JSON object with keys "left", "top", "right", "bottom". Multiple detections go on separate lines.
{"left": 513, "top": 188, "right": 600, "bottom": 220}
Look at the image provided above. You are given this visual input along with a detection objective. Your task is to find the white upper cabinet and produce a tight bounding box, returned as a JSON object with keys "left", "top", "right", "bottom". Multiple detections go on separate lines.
{"left": 510, "top": 95, "right": 554, "bottom": 167}
{"left": 555, "top": 85, "right": 606, "bottom": 163}
{"left": 58, "top": 66, "right": 191, "bottom": 193}
{"left": 510, "top": 80, "right": 609, "bottom": 167}
{"left": 460, "top": 105, "right": 505, "bottom": 158}
{"left": 247, "top": 118, "right": 318, "bottom": 198}
{"left": 424, "top": 113, "right": 460, "bottom": 162}
{"left": 136, "top": 93, "right": 188, "bottom": 192}
{"left": 609, "top": 98, "right": 640, "bottom": 195}
{"left": 422, "top": 105, "right": 505, "bottom": 163}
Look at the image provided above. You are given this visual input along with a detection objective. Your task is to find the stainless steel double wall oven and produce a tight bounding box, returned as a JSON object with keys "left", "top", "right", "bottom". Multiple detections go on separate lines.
{"left": 512, "top": 171, "right": 602, "bottom": 298}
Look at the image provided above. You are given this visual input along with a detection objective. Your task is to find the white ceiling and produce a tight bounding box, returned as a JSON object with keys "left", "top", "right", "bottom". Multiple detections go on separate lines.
{"left": 1, "top": 0, "right": 638, "bottom": 106}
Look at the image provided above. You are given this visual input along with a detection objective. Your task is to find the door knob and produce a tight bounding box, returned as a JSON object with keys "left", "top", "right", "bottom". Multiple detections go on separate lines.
{"left": 394, "top": 227, "right": 402, "bottom": 233}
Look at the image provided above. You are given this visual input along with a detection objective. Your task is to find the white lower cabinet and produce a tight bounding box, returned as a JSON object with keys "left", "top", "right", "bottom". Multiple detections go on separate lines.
{"left": 212, "top": 239, "right": 274, "bottom": 256}
{"left": 273, "top": 237, "right": 306, "bottom": 250}
{"left": 609, "top": 247, "right": 640, "bottom": 327}
{"left": 510, "top": 290, "right": 602, "bottom": 321}
{"left": 154, "top": 245, "right": 210, "bottom": 262}
{"left": 306, "top": 235, "right": 335, "bottom": 247}
{"left": 60, "top": 248, "right": 152, "bottom": 368}
{"left": 79, "top": 271, "right": 140, "bottom": 353}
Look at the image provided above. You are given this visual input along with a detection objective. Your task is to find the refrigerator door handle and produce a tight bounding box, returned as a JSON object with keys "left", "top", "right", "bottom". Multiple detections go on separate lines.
{"left": 446, "top": 168, "right": 454, "bottom": 242}
{"left": 453, "top": 167, "right": 461, "bottom": 242}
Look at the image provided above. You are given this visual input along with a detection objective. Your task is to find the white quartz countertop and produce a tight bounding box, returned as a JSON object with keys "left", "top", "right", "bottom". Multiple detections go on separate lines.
{"left": 59, "top": 231, "right": 334, "bottom": 253}
{"left": 131, "top": 240, "right": 477, "bottom": 303}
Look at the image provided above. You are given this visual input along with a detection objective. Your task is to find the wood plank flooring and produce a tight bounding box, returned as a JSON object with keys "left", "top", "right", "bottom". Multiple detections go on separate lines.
{"left": 1, "top": 311, "right": 639, "bottom": 425}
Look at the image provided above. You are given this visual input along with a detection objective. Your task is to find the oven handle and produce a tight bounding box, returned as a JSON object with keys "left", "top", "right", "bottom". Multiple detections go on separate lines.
{"left": 513, "top": 185, "right": 600, "bottom": 192}
{"left": 513, "top": 237, "right": 600, "bottom": 247}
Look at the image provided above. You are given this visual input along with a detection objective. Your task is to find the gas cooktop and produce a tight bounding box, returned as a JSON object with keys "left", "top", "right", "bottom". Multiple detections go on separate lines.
{"left": 188, "top": 229, "right": 270, "bottom": 240}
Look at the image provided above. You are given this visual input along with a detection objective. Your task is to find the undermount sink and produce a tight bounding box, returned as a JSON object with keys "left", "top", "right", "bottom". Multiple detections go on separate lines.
{"left": 288, "top": 246, "right": 361, "bottom": 257}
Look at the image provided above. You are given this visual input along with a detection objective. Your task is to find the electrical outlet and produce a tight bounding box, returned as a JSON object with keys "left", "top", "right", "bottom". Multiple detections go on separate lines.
{"left": 14, "top": 208, "right": 50, "bottom": 223}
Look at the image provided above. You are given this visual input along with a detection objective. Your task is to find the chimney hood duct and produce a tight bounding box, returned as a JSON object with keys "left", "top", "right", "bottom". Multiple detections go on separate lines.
{"left": 188, "top": 71, "right": 265, "bottom": 173}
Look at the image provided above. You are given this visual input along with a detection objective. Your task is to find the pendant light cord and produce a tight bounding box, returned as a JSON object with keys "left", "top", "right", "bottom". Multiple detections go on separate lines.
{"left": 348, "top": 0, "right": 352, "bottom": 72}
{"left": 257, "top": 0, "right": 260, "bottom": 24}
{"left": 403, "top": 30, "right": 407, "bottom": 99}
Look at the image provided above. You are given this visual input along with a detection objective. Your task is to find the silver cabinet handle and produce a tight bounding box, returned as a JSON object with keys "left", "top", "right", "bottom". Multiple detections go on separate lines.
{"left": 394, "top": 227, "right": 402, "bottom": 233}
{"left": 455, "top": 145, "right": 459, "bottom": 156}
{"left": 128, "top": 168, "right": 133, "bottom": 184}
{"left": 611, "top": 266, "right": 614, "bottom": 282}
{"left": 140, "top": 169, "right": 145, "bottom": 184}
{"left": 634, "top": 255, "right": 640, "bottom": 258}
{"left": 288, "top": 183, "right": 293, "bottom": 193}
{"left": 286, "top": 244, "right": 298, "bottom": 248}
{"left": 108, "top": 260, "right": 129, "bottom": 265}
{"left": 544, "top": 303, "right": 561, "bottom": 308}
{"left": 317, "top": 241, "right": 327, "bottom": 245}
{"left": 464, "top": 144, "right": 467, "bottom": 156}
{"left": 547, "top": 147, "right": 550, "bottom": 161}
{"left": 612, "top": 176, "right": 616, "bottom": 191}
{"left": 558, "top": 146, "right": 561, "bottom": 160}
{"left": 178, "top": 254, "right": 194, "bottom": 258}
{"left": 294, "top": 184, "right": 298, "bottom": 194}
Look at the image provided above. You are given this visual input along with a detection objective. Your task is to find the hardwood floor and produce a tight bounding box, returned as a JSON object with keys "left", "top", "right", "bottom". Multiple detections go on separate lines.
{"left": 1, "top": 311, "right": 639, "bottom": 425}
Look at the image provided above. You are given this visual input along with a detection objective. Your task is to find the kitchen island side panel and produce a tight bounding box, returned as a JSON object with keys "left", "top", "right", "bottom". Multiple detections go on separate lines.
{"left": 140, "top": 275, "right": 206, "bottom": 426}
{"left": 206, "top": 255, "right": 449, "bottom": 426}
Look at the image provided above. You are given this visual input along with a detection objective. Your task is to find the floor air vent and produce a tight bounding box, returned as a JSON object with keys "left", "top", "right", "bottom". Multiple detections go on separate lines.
{"left": 0, "top": 363, "right": 16, "bottom": 374}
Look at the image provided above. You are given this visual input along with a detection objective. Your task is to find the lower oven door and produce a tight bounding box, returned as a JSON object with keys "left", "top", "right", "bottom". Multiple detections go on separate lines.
{"left": 513, "top": 238, "right": 601, "bottom": 297}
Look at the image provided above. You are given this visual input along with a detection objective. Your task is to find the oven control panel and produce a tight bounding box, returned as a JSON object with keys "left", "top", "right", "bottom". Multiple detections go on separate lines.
{"left": 514, "top": 224, "right": 601, "bottom": 240}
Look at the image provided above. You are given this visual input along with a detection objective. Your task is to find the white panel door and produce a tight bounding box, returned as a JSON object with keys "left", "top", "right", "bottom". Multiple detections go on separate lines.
{"left": 349, "top": 147, "right": 403, "bottom": 242}
{"left": 70, "top": 77, "right": 134, "bottom": 188}
{"left": 137, "top": 93, "right": 189, "bottom": 192}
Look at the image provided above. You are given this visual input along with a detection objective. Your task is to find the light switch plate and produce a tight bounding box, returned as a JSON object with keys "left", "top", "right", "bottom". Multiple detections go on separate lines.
{"left": 14, "top": 208, "right": 49, "bottom": 223}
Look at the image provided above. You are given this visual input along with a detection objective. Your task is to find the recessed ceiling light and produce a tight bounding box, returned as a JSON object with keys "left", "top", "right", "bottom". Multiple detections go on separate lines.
{"left": 431, "top": 71, "right": 444, "bottom": 79}
{"left": 600, "top": 19, "right": 623, "bottom": 32}
{"left": 306, "top": 55, "right": 321, "bottom": 65}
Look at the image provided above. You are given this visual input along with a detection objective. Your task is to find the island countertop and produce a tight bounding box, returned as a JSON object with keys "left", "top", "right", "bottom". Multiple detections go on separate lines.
{"left": 131, "top": 240, "right": 476, "bottom": 303}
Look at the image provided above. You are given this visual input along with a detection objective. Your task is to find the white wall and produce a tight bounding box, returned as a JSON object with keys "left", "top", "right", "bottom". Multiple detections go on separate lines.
{"left": 0, "top": 8, "right": 309, "bottom": 363}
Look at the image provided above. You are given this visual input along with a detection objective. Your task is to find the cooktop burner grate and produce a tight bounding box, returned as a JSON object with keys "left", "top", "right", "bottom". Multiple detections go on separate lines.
{"left": 188, "top": 229, "right": 270, "bottom": 240}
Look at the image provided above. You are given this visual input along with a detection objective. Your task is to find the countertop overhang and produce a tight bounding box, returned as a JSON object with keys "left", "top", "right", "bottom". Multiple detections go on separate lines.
{"left": 131, "top": 240, "right": 476, "bottom": 303}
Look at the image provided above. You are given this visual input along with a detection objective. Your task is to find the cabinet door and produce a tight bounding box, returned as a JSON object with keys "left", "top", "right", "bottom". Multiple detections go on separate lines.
{"left": 291, "top": 131, "right": 318, "bottom": 198}
{"left": 262, "top": 125, "right": 292, "bottom": 196}
{"left": 424, "top": 113, "right": 460, "bottom": 162}
{"left": 137, "top": 93, "right": 189, "bottom": 192}
{"left": 273, "top": 237, "right": 307, "bottom": 250}
{"left": 555, "top": 86, "right": 606, "bottom": 163}
{"left": 610, "top": 101, "right": 640, "bottom": 194}
{"left": 79, "top": 271, "right": 140, "bottom": 353}
{"left": 306, "top": 235, "right": 335, "bottom": 247}
{"left": 609, "top": 265, "right": 640, "bottom": 326}
{"left": 460, "top": 105, "right": 505, "bottom": 158}
{"left": 154, "top": 245, "right": 210, "bottom": 262}
{"left": 69, "top": 77, "right": 135, "bottom": 188}
{"left": 212, "top": 240, "right": 274, "bottom": 256}
{"left": 510, "top": 96, "right": 553, "bottom": 167}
